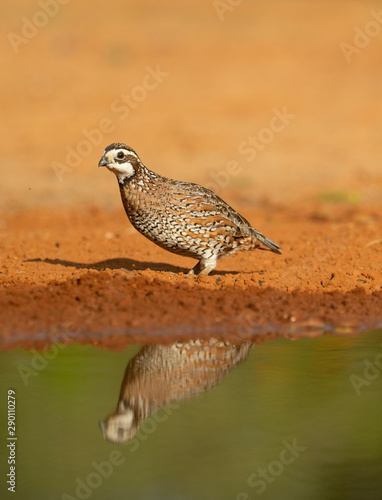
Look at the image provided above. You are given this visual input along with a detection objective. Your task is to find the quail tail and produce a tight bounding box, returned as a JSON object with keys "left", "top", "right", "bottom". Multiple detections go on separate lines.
{"left": 252, "top": 230, "right": 282, "bottom": 254}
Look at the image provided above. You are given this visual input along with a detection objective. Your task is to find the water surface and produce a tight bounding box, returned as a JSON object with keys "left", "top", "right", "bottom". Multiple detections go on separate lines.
{"left": 1, "top": 331, "right": 382, "bottom": 500}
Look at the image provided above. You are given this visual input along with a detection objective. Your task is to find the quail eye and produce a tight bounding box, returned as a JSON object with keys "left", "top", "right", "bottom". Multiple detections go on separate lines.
{"left": 117, "top": 151, "right": 125, "bottom": 160}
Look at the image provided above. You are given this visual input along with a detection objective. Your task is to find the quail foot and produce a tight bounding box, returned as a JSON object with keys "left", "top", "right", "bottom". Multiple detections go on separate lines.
{"left": 98, "top": 143, "right": 281, "bottom": 275}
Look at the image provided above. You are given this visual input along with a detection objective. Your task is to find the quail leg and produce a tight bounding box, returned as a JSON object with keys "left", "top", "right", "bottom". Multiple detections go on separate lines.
{"left": 188, "top": 255, "right": 218, "bottom": 276}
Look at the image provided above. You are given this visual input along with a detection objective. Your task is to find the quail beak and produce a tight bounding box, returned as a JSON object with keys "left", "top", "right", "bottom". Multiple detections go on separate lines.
{"left": 98, "top": 157, "right": 109, "bottom": 168}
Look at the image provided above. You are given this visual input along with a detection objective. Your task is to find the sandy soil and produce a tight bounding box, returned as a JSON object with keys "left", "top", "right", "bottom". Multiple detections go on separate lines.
{"left": 1, "top": 201, "right": 381, "bottom": 350}
{"left": 1, "top": 0, "right": 381, "bottom": 349}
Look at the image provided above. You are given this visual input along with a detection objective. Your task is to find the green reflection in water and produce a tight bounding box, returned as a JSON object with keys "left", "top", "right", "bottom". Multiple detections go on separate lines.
{"left": 0, "top": 331, "right": 381, "bottom": 500}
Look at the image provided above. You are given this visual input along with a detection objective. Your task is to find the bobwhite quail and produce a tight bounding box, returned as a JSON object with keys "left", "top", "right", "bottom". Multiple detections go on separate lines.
{"left": 98, "top": 143, "right": 281, "bottom": 275}
{"left": 100, "top": 339, "right": 251, "bottom": 443}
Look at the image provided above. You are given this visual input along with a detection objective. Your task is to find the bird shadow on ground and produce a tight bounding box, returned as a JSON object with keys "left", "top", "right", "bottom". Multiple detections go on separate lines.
{"left": 26, "top": 258, "right": 239, "bottom": 276}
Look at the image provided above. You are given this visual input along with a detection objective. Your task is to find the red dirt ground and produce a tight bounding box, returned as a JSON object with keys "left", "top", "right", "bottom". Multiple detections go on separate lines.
{"left": 1, "top": 202, "right": 381, "bottom": 350}
{"left": 1, "top": 1, "right": 381, "bottom": 349}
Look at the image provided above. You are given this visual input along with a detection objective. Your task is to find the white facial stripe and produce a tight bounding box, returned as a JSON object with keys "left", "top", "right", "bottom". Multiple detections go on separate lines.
{"left": 113, "top": 161, "right": 134, "bottom": 176}
{"left": 115, "top": 412, "right": 134, "bottom": 428}
{"left": 107, "top": 411, "right": 134, "bottom": 437}
{"left": 107, "top": 161, "right": 135, "bottom": 181}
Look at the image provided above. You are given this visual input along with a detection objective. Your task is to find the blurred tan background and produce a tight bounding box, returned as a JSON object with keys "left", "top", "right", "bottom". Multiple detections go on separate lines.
{"left": 1, "top": 0, "right": 381, "bottom": 210}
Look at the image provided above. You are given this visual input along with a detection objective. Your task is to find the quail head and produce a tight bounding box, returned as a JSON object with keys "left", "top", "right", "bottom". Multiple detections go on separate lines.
{"left": 98, "top": 143, "right": 281, "bottom": 275}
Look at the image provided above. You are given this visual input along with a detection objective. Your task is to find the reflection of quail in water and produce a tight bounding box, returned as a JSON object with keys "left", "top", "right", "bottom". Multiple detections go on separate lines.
{"left": 98, "top": 143, "right": 281, "bottom": 275}
{"left": 100, "top": 339, "right": 251, "bottom": 444}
